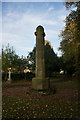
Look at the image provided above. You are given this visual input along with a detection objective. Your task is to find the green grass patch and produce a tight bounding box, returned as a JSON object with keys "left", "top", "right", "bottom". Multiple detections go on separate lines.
{"left": 2, "top": 96, "right": 79, "bottom": 119}
{"left": 2, "top": 77, "right": 79, "bottom": 89}
{"left": 2, "top": 77, "right": 79, "bottom": 119}
{"left": 2, "top": 80, "right": 31, "bottom": 86}
{"left": 51, "top": 80, "right": 79, "bottom": 88}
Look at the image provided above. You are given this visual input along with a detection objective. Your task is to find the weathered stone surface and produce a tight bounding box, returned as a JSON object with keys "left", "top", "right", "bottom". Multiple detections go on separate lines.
{"left": 32, "top": 77, "right": 49, "bottom": 90}
{"left": 32, "top": 25, "right": 49, "bottom": 90}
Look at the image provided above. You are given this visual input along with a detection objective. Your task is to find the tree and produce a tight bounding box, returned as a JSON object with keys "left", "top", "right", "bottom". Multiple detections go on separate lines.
{"left": 2, "top": 44, "right": 16, "bottom": 80}
{"left": 2, "top": 44, "right": 18, "bottom": 72}
{"left": 27, "top": 43, "right": 61, "bottom": 77}
{"left": 27, "top": 46, "right": 36, "bottom": 72}
{"left": 2, "top": 44, "right": 28, "bottom": 80}
{"left": 45, "top": 43, "right": 60, "bottom": 76}
{"left": 59, "top": 1, "right": 80, "bottom": 76}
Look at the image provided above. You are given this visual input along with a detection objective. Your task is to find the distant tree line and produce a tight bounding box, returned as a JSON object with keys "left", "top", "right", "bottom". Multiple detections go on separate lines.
{"left": 27, "top": 43, "right": 63, "bottom": 77}
{"left": 2, "top": 44, "right": 30, "bottom": 81}
{"left": 2, "top": 43, "right": 63, "bottom": 81}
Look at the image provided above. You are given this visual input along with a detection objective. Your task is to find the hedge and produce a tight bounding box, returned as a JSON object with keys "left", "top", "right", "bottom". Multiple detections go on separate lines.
{"left": 2, "top": 72, "right": 35, "bottom": 81}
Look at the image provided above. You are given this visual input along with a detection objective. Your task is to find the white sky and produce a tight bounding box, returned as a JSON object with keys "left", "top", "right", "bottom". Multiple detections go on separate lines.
{"left": 2, "top": 2, "right": 70, "bottom": 57}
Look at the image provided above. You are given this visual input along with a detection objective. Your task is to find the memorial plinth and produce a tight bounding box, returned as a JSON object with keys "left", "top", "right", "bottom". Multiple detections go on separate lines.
{"left": 32, "top": 25, "right": 49, "bottom": 90}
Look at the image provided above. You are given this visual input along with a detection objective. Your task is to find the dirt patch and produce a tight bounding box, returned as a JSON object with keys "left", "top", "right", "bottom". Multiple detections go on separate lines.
{"left": 2, "top": 86, "right": 79, "bottom": 102}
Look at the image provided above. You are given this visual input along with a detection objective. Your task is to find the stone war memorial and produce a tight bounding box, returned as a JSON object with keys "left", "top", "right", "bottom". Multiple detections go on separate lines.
{"left": 32, "top": 25, "right": 49, "bottom": 90}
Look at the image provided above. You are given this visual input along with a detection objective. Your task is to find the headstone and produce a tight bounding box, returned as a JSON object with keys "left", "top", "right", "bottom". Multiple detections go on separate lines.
{"left": 32, "top": 25, "right": 49, "bottom": 90}
{"left": 8, "top": 70, "right": 12, "bottom": 82}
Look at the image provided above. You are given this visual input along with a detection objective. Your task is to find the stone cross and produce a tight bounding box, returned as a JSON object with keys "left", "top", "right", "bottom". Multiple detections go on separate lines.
{"left": 8, "top": 70, "right": 12, "bottom": 82}
{"left": 32, "top": 25, "right": 49, "bottom": 90}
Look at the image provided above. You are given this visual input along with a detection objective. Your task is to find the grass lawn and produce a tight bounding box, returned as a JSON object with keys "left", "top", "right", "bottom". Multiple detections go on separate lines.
{"left": 2, "top": 96, "right": 79, "bottom": 119}
{"left": 51, "top": 80, "right": 79, "bottom": 88}
{"left": 2, "top": 80, "right": 31, "bottom": 86}
{"left": 2, "top": 77, "right": 80, "bottom": 119}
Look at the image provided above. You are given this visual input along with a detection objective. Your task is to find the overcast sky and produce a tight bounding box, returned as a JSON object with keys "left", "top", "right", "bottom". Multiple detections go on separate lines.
{"left": 2, "top": 2, "right": 70, "bottom": 57}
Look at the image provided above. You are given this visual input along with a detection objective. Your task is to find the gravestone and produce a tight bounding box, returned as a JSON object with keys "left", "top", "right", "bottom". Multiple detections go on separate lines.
{"left": 32, "top": 25, "right": 49, "bottom": 90}
{"left": 8, "top": 70, "right": 12, "bottom": 82}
